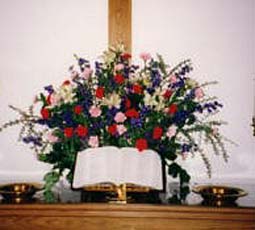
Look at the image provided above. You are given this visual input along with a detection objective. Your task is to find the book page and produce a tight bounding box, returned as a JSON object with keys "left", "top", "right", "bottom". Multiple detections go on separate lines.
{"left": 121, "top": 148, "right": 163, "bottom": 190}
{"left": 73, "top": 147, "right": 163, "bottom": 190}
{"left": 72, "top": 146, "right": 121, "bottom": 188}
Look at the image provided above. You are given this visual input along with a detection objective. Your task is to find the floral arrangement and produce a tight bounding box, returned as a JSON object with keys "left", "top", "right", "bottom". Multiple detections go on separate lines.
{"left": 0, "top": 45, "right": 229, "bottom": 201}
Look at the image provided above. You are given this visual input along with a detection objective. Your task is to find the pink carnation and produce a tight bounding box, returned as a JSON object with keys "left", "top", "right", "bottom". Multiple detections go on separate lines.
{"left": 169, "top": 75, "right": 177, "bottom": 84}
{"left": 88, "top": 136, "right": 99, "bottom": 148}
{"left": 89, "top": 106, "right": 102, "bottom": 118}
{"left": 139, "top": 52, "right": 151, "bottom": 61}
{"left": 114, "top": 63, "right": 124, "bottom": 71}
{"left": 81, "top": 67, "right": 93, "bottom": 79}
{"left": 114, "top": 112, "right": 127, "bottom": 123}
{"left": 47, "top": 131, "right": 59, "bottom": 143}
{"left": 117, "top": 124, "right": 127, "bottom": 135}
{"left": 166, "top": 125, "right": 177, "bottom": 139}
{"left": 195, "top": 87, "right": 204, "bottom": 99}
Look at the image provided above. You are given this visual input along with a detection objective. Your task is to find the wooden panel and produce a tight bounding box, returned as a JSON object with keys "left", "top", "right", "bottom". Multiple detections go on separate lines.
{"left": 108, "top": 0, "right": 132, "bottom": 53}
{"left": 0, "top": 204, "right": 254, "bottom": 230}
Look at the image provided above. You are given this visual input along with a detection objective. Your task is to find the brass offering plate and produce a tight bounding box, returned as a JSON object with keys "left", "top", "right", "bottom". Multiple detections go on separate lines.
{"left": 192, "top": 185, "right": 247, "bottom": 206}
{"left": 0, "top": 183, "right": 43, "bottom": 203}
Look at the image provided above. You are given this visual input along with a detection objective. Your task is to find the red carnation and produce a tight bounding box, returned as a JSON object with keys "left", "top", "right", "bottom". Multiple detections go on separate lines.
{"left": 114, "top": 74, "right": 125, "bottom": 84}
{"left": 74, "top": 105, "right": 83, "bottom": 115}
{"left": 75, "top": 125, "right": 88, "bottom": 137}
{"left": 153, "top": 126, "right": 163, "bottom": 140}
{"left": 64, "top": 127, "right": 74, "bottom": 138}
{"left": 40, "top": 108, "right": 50, "bottom": 119}
{"left": 125, "top": 98, "right": 131, "bottom": 109}
{"left": 168, "top": 104, "right": 178, "bottom": 115}
{"left": 108, "top": 124, "right": 117, "bottom": 135}
{"left": 135, "top": 138, "right": 148, "bottom": 152}
{"left": 132, "top": 84, "right": 143, "bottom": 94}
{"left": 95, "top": 87, "right": 105, "bottom": 99}
{"left": 125, "top": 108, "right": 139, "bottom": 118}
{"left": 163, "top": 90, "right": 173, "bottom": 99}
{"left": 62, "top": 80, "right": 71, "bottom": 86}
{"left": 46, "top": 94, "right": 52, "bottom": 105}
{"left": 121, "top": 53, "right": 132, "bottom": 60}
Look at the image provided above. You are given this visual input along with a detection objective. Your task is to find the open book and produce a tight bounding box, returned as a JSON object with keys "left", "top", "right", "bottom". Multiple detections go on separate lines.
{"left": 72, "top": 146, "right": 163, "bottom": 190}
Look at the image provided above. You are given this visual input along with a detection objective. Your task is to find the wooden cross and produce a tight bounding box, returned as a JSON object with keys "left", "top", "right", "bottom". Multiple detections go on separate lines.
{"left": 108, "top": 0, "right": 132, "bottom": 53}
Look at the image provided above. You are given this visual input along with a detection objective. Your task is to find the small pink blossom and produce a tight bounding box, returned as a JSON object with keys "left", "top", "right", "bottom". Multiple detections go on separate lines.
{"left": 212, "top": 127, "right": 219, "bottom": 136}
{"left": 70, "top": 70, "right": 79, "bottom": 79}
{"left": 169, "top": 75, "right": 177, "bottom": 84}
{"left": 81, "top": 67, "right": 93, "bottom": 79}
{"left": 182, "top": 152, "right": 189, "bottom": 160}
{"left": 89, "top": 106, "right": 102, "bottom": 118}
{"left": 194, "top": 87, "right": 204, "bottom": 99}
{"left": 166, "top": 125, "right": 177, "bottom": 139}
{"left": 139, "top": 52, "right": 151, "bottom": 61}
{"left": 47, "top": 131, "right": 59, "bottom": 143}
{"left": 88, "top": 136, "right": 99, "bottom": 148}
{"left": 117, "top": 124, "right": 127, "bottom": 135}
{"left": 114, "top": 112, "right": 127, "bottom": 123}
{"left": 114, "top": 63, "right": 124, "bottom": 71}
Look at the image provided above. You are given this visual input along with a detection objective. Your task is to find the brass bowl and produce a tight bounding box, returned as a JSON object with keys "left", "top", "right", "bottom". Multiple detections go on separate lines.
{"left": 0, "top": 183, "right": 43, "bottom": 203}
{"left": 192, "top": 185, "right": 247, "bottom": 206}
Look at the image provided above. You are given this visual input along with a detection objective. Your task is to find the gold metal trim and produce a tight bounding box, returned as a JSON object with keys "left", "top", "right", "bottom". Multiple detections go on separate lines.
{"left": 83, "top": 183, "right": 151, "bottom": 203}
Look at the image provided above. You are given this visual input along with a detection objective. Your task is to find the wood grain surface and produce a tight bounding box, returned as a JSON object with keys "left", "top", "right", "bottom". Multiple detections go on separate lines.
{"left": 0, "top": 203, "right": 254, "bottom": 230}
{"left": 108, "top": 0, "right": 132, "bottom": 53}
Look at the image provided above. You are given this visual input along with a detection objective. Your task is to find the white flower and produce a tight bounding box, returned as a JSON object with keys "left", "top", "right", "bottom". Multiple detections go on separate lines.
{"left": 144, "top": 92, "right": 157, "bottom": 107}
{"left": 144, "top": 89, "right": 165, "bottom": 111}
{"left": 102, "top": 92, "right": 121, "bottom": 109}
{"left": 58, "top": 84, "right": 76, "bottom": 104}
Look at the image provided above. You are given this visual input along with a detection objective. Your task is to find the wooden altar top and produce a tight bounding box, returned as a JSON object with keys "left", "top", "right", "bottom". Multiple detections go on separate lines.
{"left": 0, "top": 203, "right": 254, "bottom": 230}
{"left": 0, "top": 182, "right": 255, "bottom": 230}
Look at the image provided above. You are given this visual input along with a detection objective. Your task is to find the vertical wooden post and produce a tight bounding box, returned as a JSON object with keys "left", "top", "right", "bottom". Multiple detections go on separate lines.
{"left": 108, "top": 0, "right": 132, "bottom": 53}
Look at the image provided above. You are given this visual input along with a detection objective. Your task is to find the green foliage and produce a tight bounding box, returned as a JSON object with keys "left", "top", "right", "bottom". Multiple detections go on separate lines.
{"left": 168, "top": 162, "right": 191, "bottom": 185}
{"left": 43, "top": 171, "right": 60, "bottom": 203}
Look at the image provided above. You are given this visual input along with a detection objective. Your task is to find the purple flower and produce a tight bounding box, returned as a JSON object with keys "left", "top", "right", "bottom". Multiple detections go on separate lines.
{"left": 62, "top": 111, "right": 75, "bottom": 126}
{"left": 23, "top": 136, "right": 42, "bottom": 146}
{"left": 151, "top": 70, "right": 161, "bottom": 87}
{"left": 78, "top": 58, "right": 89, "bottom": 66}
{"left": 95, "top": 61, "right": 102, "bottom": 75}
{"left": 44, "top": 85, "right": 54, "bottom": 94}
{"left": 182, "top": 144, "right": 191, "bottom": 152}
{"left": 131, "top": 118, "right": 142, "bottom": 128}
{"left": 140, "top": 106, "right": 150, "bottom": 117}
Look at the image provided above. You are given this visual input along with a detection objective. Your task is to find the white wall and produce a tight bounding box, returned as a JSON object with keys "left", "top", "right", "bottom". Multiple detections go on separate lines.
{"left": 133, "top": 0, "right": 255, "bottom": 181}
{"left": 0, "top": 0, "right": 254, "bottom": 184}
{"left": 0, "top": 0, "right": 107, "bottom": 183}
